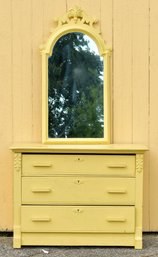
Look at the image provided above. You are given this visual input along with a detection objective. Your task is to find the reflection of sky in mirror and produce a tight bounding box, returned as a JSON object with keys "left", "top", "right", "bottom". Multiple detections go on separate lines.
{"left": 81, "top": 34, "right": 101, "bottom": 56}
{"left": 83, "top": 34, "right": 104, "bottom": 80}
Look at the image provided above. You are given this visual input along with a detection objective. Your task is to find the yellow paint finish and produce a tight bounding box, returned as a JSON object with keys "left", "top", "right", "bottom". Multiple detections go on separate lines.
{"left": 12, "top": 145, "right": 147, "bottom": 248}
{"left": 21, "top": 206, "right": 135, "bottom": 233}
{"left": 11, "top": 143, "right": 148, "bottom": 153}
{"left": 13, "top": 153, "right": 21, "bottom": 248}
{"left": 40, "top": 6, "right": 111, "bottom": 145}
{"left": 22, "top": 233, "right": 135, "bottom": 246}
{"left": 22, "top": 177, "right": 135, "bottom": 205}
{"left": 22, "top": 154, "right": 135, "bottom": 177}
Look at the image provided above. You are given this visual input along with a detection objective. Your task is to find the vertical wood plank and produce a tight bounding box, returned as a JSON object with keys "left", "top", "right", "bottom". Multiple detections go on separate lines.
{"left": 132, "top": 1, "right": 149, "bottom": 144}
{"left": 12, "top": 0, "right": 32, "bottom": 143}
{"left": 0, "top": 0, "right": 13, "bottom": 230}
{"left": 32, "top": 0, "right": 43, "bottom": 142}
{"left": 21, "top": 0, "right": 32, "bottom": 142}
{"left": 100, "top": 0, "right": 112, "bottom": 47}
{"left": 43, "top": 0, "right": 66, "bottom": 42}
{"left": 132, "top": 0, "right": 149, "bottom": 231}
{"left": 12, "top": 0, "right": 23, "bottom": 143}
{"left": 149, "top": 0, "right": 158, "bottom": 231}
{"left": 113, "top": 0, "right": 133, "bottom": 143}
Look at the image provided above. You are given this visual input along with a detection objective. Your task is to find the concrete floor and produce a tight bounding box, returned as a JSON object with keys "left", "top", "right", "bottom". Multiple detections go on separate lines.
{"left": 0, "top": 233, "right": 158, "bottom": 257}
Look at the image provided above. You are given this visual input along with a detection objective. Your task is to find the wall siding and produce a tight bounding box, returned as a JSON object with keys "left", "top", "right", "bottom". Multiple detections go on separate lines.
{"left": 150, "top": 0, "right": 158, "bottom": 231}
{"left": 0, "top": 0, "right": 12, "bottom": 230}
{"left": 0, "top": 0, "right": 157, "bottom": 231}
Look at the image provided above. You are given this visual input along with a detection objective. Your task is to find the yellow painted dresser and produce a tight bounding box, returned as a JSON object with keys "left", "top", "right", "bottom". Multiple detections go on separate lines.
{"left": 11, "top": 144, "right": 147, "bottom": 249}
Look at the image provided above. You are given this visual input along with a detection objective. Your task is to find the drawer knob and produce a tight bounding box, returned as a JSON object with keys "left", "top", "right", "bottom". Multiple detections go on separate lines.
{"left": 107, "top": 164, "right": 127, "bottom": 168}
{"left": 32, "top": 217, "right": 51, "bottom": 222}
{"left": 107, "top": 189, "right": 127, "bottom": 194}
{"left": 32, "top": 188, "right": 52, "bottom": 193}
{"left": 107, "top": 218, "right": 126, "bottom": 222}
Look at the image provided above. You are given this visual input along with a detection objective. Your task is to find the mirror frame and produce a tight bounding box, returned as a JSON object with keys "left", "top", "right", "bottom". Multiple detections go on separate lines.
{"left": 40, "top": 6, "right": 111, "bottom": 144}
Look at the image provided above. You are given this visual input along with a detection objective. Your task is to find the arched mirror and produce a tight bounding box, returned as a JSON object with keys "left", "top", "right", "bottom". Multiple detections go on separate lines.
{"left": 41, "top": 7, "right": 111, "bottom": 144}
{"left": 48, "top": 32, "right": 104, "bottom": 139}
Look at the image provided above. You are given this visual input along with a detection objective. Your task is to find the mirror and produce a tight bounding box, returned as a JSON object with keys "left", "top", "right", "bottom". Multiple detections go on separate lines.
{"left": 41, "top": 6, "right": 111, "bottom": 144}
{"left": 48, "top": 32, "right": 104, "bottom": 139}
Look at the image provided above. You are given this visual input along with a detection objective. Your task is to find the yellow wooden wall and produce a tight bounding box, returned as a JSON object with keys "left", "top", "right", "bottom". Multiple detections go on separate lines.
{"left": 0, "top": 0, "right": 157, "bottom": 231}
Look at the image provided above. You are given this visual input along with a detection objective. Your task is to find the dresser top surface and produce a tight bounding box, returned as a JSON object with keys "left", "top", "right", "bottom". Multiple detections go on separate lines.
{"left": 10, "top": 144, "right": 148, "bottom": 154}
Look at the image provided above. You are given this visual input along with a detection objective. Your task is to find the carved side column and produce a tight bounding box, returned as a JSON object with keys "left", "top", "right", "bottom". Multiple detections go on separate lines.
{"left": 13, "top": 153, "right": 22, "bottom": 248}
{"left": 135, "top": 154, "right": 144, "bottom": 249}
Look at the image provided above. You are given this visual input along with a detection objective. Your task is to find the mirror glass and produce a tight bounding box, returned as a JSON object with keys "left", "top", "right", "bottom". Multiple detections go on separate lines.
{"left": 48, "top": 32, "right": 104, "bottom": 138}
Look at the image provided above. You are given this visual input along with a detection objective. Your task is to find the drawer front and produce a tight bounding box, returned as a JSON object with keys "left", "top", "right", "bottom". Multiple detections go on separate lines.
{"left": 21, "top": 206, "right": 135, "bottom": 233}
{"left": 22, "top": 177, "right": 135, "bottom": 205}
{"left": 22, "top": 154, "right": 135, "bottom": 177}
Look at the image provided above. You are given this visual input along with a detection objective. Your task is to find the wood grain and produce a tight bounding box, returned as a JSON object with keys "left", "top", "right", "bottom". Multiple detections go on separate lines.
{"left": 0, "top": 0, "right": 13, "bottom": 230}
{"left": 32, "top": 0, "right": 43, "bottom": 142}
{"left": 149, "top": 0, "right": 158, "bottom": 231}
{"left": 113, "top": 0, "right": 133, "bottom": 143}
{"left": 132, "top": 0, "right": 149, "bottom": 231}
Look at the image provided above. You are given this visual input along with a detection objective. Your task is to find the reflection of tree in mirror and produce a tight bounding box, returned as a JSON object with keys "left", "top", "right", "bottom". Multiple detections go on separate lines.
{"left": 48, "top": 32, "right": 104, "bottom": 138}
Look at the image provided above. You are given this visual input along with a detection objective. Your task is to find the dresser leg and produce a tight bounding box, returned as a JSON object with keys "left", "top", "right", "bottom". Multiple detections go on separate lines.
{"left": 13, "top": 226, "right": 21, "bottom": 248}
{"left": 135, "top": 239, "right": 142, "bottom": 249}
{"left": 135, "top": 227, "right": 142, "bottom": 249}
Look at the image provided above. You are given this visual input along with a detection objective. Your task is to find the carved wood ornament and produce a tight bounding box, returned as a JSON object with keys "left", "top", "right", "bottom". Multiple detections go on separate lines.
{"left": 56, "top": 6, "right": 97, "bottom": 27}
{"left": 14, "top": 153, "right": 21, "bottom": 172}
{"left": 136, "top": 154, "right": 143, "bottom": 173}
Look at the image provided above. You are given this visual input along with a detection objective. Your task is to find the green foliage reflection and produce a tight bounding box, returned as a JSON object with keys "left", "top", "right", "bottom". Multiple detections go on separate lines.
{"left": 48, "top": 32, "right": 104, "bottom": 138}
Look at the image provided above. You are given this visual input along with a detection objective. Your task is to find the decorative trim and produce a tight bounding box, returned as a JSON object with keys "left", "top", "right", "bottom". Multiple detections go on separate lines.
{"left": 40, "top": 6, "right": 111, "bottom": 144}
{"left": 14, "top": 153, "right": 21, "bottom": 172}
{"left": 136, "top": 154, "right": 143, "bottom": 173}
{"left": 103, "top": 49, "right": 112, "bottom": 56}
{"left": 56, "top": 6, "right": 97, "bottom": 27}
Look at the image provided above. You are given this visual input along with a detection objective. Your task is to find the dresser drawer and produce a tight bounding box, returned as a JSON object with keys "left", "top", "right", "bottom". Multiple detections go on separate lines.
{"left": 21, "top": 206, "right": 135, "bottom": 233}
{"left": 22, "top": 154, "right": 135, "bottom": 177}
{"left": 22, "top": 177, "right": 135, "bottom": 205}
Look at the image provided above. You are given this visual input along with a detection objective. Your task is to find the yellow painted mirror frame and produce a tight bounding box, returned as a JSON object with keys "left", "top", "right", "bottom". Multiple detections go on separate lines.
{"left": 40, "top": 6, "right": 111, "bottom": 144}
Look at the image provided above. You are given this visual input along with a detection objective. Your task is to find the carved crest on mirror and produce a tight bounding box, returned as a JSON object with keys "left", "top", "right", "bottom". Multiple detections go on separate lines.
{"left": 56, "top": 6, "right": 97, "bottom": 26}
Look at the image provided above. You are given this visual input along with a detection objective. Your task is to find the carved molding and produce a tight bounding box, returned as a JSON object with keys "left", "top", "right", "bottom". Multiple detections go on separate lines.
{"left": 14, "top": 153, "right": 21, "bottom": 172}
{"left": 56, "top": 6, "right": 97, "bottom": 27}
{"left": 136, "top": 154, "right": 143, "bottom": 173}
